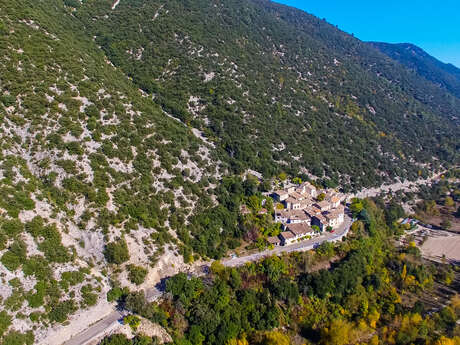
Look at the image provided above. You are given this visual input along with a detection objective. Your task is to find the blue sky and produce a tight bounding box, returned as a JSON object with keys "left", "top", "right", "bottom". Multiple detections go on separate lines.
{"left": 274, "top": 0, "right": 460, "bottom": 68}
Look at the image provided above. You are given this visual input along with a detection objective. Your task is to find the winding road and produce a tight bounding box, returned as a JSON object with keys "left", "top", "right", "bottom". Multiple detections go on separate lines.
{"left": 62, "top": 311, "right": 123, "bottom": 345}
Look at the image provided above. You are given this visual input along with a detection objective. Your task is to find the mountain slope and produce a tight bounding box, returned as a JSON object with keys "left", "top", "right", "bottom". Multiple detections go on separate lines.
{"left": 0, "top": 0, "right": 459, "bottom": 342}
{"left": 370, "top": 42, "right": 460, "bottom": 99}
{"left": 75, "top": 0, "right": 459, "bottom": 190}
{"left": 0, "top": 0, "right": 221, "bottom": 342}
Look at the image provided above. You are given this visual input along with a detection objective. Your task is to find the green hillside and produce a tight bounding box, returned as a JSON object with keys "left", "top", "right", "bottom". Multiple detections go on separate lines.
{"left": 74, "top": 0, "right": 459, "bottom": 190}
{"left": 370, "top": 42, "right": 460, "bottom": 99}
{"left": 0, "top": 0, "right": 219, "bottom": 341}
{"left": 0, "top": 0, "right": 459, "bottom": 342}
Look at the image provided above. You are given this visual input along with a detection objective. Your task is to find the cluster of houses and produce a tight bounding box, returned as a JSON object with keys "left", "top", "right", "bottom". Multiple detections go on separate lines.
{"left": 267, "top": 182, "right": 346, "bottom": 246}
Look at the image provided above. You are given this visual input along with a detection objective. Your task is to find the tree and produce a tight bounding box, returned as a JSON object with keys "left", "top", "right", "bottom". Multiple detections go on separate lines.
{"left": 0, "top": 311, "right": 12, "bottom": 337}
{"left": 260, "top": 331, "right": 290, "bottom": 345}
{"left": 317, "top": 193, "right": 326, "bottom": 201}
{"left": 444, "top": 196, "right": 455, "bottom": 208}
{"left": 278, "top": 172, "right": 287, "bottom": 182}
{"left": 104, "top": 238, "right": 130, "bottom": 264}
{"left": 99, "top": 334, "right": 131, "bottom": 345}
{"left": 123, "top": 315, "right": 141, "bottom": 331}
{"left": 292, "top": 177, "right": 302, "bottom": 185}
{"left": 128, "top": 265, "right": 148, "bottom": 285}
{"left": 320, "top": 319, "right": 357, "bottom": 345}
{"left": 350, "top": 199, "right": 364, "bottom": 218}
{"left": 440, "top": 219, "right": 452, "bottom": 230}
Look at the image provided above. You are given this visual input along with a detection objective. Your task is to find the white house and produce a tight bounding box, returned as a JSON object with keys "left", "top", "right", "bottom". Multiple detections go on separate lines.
{"left": 273, "top": 190, "right": 289, "bottom": 202}
{"left": 325, "top": 208, "right": 345, "bottom": 228}
{"left": 286, "top": 223, "right": 315, "bottom": 240}
{"left": 314, "top": 200, "right": 332, "bottom": 212}
{"left": 302, "top": 182, "right": 318, "bottom": 198}
{"left": 280, "top": 231, "right": 296, "bottom": 245}
{"left": 284, "top": 197, "right": 302, "bottom": 210}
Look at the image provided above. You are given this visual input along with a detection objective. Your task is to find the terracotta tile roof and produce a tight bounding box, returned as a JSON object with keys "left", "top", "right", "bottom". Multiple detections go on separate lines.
{"left": 286, "top": 223, "right": 312, "bottom": 236}
{"left": 281, "top": 231, "right": 295, "bottom": 239}
{"left": 267, "top": 236, "right": 281, "bottom": 244}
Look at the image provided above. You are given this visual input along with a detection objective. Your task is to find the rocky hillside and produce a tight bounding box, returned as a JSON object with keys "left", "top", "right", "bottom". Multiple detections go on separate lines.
{"left": 0, "top": 0, "right": 459, "bottom": 343}
{"left": 0, "top": 0, "right": 220, "bottom": 342}
{"left": 75, "top": 0, "right": 459, "bottom": 190}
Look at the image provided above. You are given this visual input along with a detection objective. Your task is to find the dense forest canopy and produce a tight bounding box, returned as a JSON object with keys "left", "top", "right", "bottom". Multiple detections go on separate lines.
{"left": 103, "top": 198, "right": 460, "bottom": 345}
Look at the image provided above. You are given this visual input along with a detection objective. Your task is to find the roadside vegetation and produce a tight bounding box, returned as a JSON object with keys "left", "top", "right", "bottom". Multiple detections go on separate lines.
{"left": 103, "top": 198, "right": 460, "bottom": 345}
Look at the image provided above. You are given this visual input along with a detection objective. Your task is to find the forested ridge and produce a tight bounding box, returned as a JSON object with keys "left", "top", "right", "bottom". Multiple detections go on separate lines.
{"left": 74, "top": 0, "right": 459, "bottom": 190}
{"left": 370, "top": 42, "right": 460, "bottom": 100}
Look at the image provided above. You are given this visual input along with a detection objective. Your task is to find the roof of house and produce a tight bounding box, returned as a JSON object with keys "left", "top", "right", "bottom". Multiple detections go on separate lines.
{"left": 315, "top": 200, "right": 330, "bottom": 209}
{"left": 275, "top": 209, "right": 290, "bottom": 217}
{"left": 328, "top": 205, "right": 345, "bottom": 216}
{"left": 325, "top": 212, "right": 342, "bottom": 221}
{"left": 274, "top": 190, "right": 289, "bottom": 196}
{"left": 286, "top": 223, "right": 312, "bottom": 236}
{"left": 290, "top": 210, "right": 310, "bottom": 221}
{"left": 314, "top": 214, "right": 327, "bottom": 223}
{"left": 280, "top": 231, "right": 295, "bottom": 240}
{"left": 267, "top": 236, "right": 281, "bottom": 244}
{"left": 305, "top": 207, "right": 321, "bottom": 216}
{"left": 285, "top": 197, "right": 300, "bottom": 204}
{"left": 290, "top": 191, "right": 304, "bottom": 200}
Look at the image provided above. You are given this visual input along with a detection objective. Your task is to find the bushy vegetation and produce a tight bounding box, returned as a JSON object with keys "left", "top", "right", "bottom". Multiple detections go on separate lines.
{"left": 127, "top": 265, "right": 148, "bottom": 285}
{"left": 371, "top": 42, "right": 460, "bottom": 99}
{"left": 76, "top": 0, "right": 459, "bottom": 190}
{"left": 104, "top": 199, "right": 460, "bottom": 345}
{"left": 0, "top": 0, "right": 459, "bottom": 340}
{"left": 104, "top": 239, "right": 130, "bottom": 264}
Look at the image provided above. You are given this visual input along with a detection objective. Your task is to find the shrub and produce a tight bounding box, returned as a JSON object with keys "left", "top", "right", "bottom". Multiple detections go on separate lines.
{"left": 104, "top": 238, "right": 130, "bottom": 264}
{"left": 127, "top": 265, "right": 148, "bottom": 285}
{"left": 48, "top": 300, "right": 76, "bottom": 323}
{"left": 81, "top": 285, "right": 98, "bottom": 307}
{"left": 0, "top": 311, "right": 12, "bottom": 337}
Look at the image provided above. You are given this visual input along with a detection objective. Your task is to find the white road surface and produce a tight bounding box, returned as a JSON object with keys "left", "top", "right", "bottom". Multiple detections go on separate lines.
{"left": 62, "top": 311, "right": 123, "bottom": 345}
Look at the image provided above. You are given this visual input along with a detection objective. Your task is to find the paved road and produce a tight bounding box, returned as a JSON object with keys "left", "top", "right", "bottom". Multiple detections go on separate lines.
{"left": 63, "top": 311, "right": 123, "bottom": 345}
{"left": 222, "top": 214, "right": 353, "bottom": 267}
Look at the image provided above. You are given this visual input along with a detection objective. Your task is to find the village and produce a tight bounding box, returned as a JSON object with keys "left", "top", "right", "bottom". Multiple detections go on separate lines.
{"left": 266, "top": 181, "right": 347, "bottom": 246}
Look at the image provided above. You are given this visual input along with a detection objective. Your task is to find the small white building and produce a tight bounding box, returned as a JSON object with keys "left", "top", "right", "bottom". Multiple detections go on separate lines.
{"left": 280, "top": 231, "right": 296, "bottom": 245}
{"left": 302, "top": 182, "right": 318, "bottom": 198}
{"left": 273, "top": 190, "right": 289, "bottom": 202}
{"left": 284, "top": 197, "right": 302, "bottom": 210}
{"left": 325, "top": 208, "right": 345, "bottom": 228}
{"left": 286, "top": 223, "right": 315, "bottom": 240}
{"left": 314, "top": 200, "right": 332, "bottom": 212}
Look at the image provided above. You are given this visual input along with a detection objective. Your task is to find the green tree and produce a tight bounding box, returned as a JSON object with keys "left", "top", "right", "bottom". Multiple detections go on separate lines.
{"left": 317, "top": 193, "right": 326, "bottom": 201}
{"left": 104, "top": 238, "right": 130, "bottom": 264}
{"left": 444, "top": 196, "right": 455, "bottom": 208}
{"left": 128, "top": 265, "right": 148, "bottom": 285}
{"left": 0, "top": 311, "right": 12, "bottom": 337}
{"left": 440, "top": 219, "right": 452, "bottom": 230}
